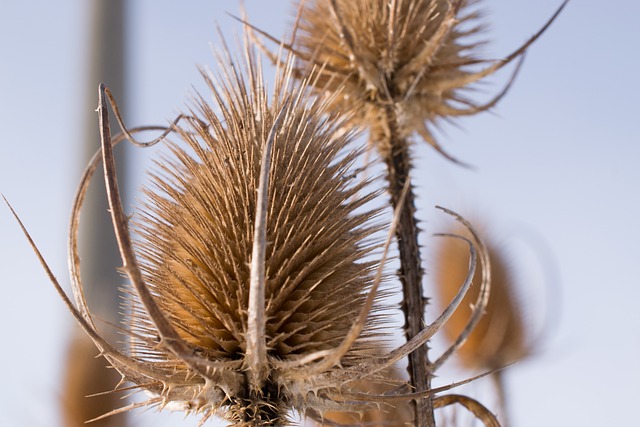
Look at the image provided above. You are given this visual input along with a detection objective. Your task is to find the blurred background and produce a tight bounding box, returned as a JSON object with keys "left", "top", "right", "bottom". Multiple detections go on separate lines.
{"left": 1, "top": 0, "right": 638, "bottom": 426}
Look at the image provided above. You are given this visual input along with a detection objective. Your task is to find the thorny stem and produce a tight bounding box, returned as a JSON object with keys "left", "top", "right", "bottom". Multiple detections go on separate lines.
{"left": 381, "top": 103, "right": 434, "bottom": 426}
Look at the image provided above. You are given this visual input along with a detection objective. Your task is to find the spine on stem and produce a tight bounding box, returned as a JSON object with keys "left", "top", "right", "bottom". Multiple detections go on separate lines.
{"left": 380, "top": 104, "right": 434, "bottom": 426}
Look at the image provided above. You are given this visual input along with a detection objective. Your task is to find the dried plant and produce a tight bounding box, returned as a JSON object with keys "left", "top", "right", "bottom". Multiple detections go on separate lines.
{"left": 5, "top": 41, "right": 493, "bottom": 426}
{"left": 4, "top": 1, "right": 571, "bottom": 425}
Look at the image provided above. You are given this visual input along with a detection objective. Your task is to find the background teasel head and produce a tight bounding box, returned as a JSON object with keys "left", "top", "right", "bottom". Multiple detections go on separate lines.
{"left": 41, "top": 43, "right": 409, "bottom": 425}
{"left": 432, "top": 222, "right": 529, "bottom": 370}
{"left": 431, "top": 220, "right": 533, "bottom": 424}
{"left": 311, "top": 358, "right": 413, "bottom": 427}
{"left": 61, "top": 330, "right": 128, "bottom": 427}
{"left": 283, "top": 0, "right": 566, "bottom": 160}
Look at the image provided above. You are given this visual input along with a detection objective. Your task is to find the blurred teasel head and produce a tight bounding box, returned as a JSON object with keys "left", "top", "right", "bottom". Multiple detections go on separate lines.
{"left": 432, "top": 220, "right": 544, "bottom": 425}
{"left": 286, "top": 0, "right": 567, "bottom": 161}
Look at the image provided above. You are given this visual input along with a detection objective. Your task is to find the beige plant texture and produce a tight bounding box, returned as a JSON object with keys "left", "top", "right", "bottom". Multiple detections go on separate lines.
{"left": 5, "top": 0, "right": 570, "bottom": 426}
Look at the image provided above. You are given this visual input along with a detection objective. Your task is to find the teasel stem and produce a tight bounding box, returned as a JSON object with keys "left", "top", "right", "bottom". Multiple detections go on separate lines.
{"left": 493, "top": 370, "right": 510, "bottom": 427}
{"left": 381, "top": 103, "right": 434, "bottom": 426}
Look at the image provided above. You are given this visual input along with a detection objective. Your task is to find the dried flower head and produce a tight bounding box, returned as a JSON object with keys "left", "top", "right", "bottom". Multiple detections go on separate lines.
{"left": 281, "top": 0, "right": 567, "bottom": 161}
{"left": 89, "top": 51, "right": 393, "bottom": 424}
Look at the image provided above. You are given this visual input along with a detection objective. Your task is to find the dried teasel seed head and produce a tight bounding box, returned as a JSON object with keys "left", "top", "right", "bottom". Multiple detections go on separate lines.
{"left": 287, "top": 0, "right": 566, "bottom": 161}
{"left": 432, "top": 222, "right": 528, "bottom": 371}
{"left": 133, "top": 73, "right": 382, "bottom": 364}
{"left": 97, "top": 45, "right": 396, "bottom": 424}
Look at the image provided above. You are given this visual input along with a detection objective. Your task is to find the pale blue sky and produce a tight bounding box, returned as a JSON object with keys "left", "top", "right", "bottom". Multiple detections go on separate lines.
{"left": 1, "top": 1, "right": 638, "bottom": 426}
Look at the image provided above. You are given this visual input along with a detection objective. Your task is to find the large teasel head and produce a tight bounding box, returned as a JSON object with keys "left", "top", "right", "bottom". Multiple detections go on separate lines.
{"left": 130, "top": 60, "right": 385, "bottom": 371}
{"left": 27, "top": 39, "right": 420, "bottom": 426}
{"left": 122, "top": 49, "right": 392, "bottom": 420}
{"left": 278, "top": 0, "right": 567, "bottom": 161}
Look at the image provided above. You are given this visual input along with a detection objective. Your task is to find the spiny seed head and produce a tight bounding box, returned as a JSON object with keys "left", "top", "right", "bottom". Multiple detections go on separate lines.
{"left": 133, "top": 72, "right": 382, "bottom": 363}
{"left": 292, "top": 0, "right": 495, "bottom": 156}
{"left": 433, "top": 223, "right": 528, "bottom": 370}
{"left": 118, "top": 44, "right": 391, "bottom": 424}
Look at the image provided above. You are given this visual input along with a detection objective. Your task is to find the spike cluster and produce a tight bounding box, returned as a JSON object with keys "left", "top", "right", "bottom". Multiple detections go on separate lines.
{"left": 292, "top": 0, "right": 497, "bottom": 158}
{"left": 131, "top": 77, "right": 384, "bottom": 364}
{"left": 125, "top": 56, "right": 390, "bottom": 423}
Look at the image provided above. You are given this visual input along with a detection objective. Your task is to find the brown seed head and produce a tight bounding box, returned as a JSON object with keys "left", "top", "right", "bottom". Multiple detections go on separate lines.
{"left": 292, "top": 0, "right": 491, "bottom": 154}
{"left": 112, "top": 45, "right": 391, "bottom": 424}
{"left": 131, "top": 87, "right": 383, "bottom": 360}
{"left": 288, "top": 0, "right": 565, "bottom": 161}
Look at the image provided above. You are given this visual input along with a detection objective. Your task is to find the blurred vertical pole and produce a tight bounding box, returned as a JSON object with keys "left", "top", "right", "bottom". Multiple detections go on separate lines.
{"left": 60, "top": 1, "right": 129, "bottom": 426}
